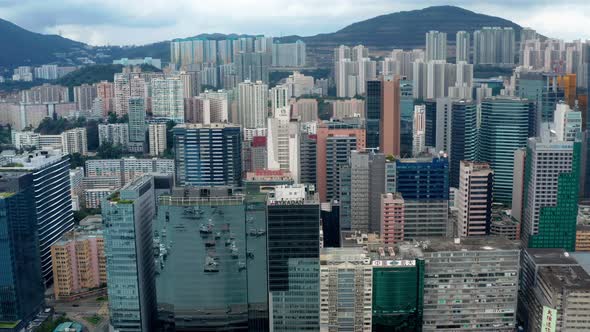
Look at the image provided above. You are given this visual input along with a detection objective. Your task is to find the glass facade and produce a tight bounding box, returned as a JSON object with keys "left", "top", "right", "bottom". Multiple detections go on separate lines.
{"left": 479, "top": 98, "right": 531, "bottom": 204}
{"left": 366, "top": 80, "right": 382, "bottom": 150}
{"left": 424, "top": 99, "right": 437, "bottom": 148}
{"left": 372, "top": 259, "right": 424, "bottom": 332}
{"left": 267, "top": 199, "right": 320, "bottom": 331}
{"left": 173, "top": 124, "right": 242, "bottom": 187}
{"left": 450, "top": 101, "right": 478, "bottom": 188}
{"left": 0, "top": 173, "right": 44, "bottom": 328}
{"left": 103, "top": 176, "right": 157, "bottom": 332}
{"left": 400, "top": 80, "right": 414, "bottom": 157}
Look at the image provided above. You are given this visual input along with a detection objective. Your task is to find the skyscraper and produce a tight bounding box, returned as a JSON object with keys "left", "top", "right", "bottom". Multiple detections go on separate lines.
{"left": 0, "top": 151, "right": 74, "bottom": 285}
{"left": 267, "top": 185, "right": 320, "bottom": 331}
{"left": 267, "top": 106, "right": 300, "bottom": 181}
{"left": 425, "top": 31, "right": 447, "bottom": 62}
{"left": 412, "top": 104, "right": 426, "bottom": 156}
{"left": 128, "top": 98, "right": 147, "bottom": 153}
{"left": 0, "top": 172, "right": 44, "bottom": 330}
{"left": 449, "top": 100, "right": 478, "bottom": 188}
{"left": 522, "top": 132, "right": 580, "bottom": 251}
{"left": 473, "top": 27, "right": 516, "bottom": 65}
{"left": 456, "top": 161, "right": 494, "bottom": 237}
{"left": 173, "top": 123, "right": 242, "bottom": 187}
{"left": 238, "top": 80, "right": 269, "bottom": 129}
{"left": 365, "top": 79, "right": 382, "bottom": 149}
{"left": 148, "top": 123, "right": 167, "bottom": 156}
{"left": 380, "top": 193, "right": 405, "bottom": 244}
{"left": 152, "top": 76, "right": 185, "bottom": 122}
{"left": 479, "top": 97, "right": 531, "bottom": 203}
{"left": 316, "top": 122, "right": 366, "bottom": 202}
{"left": 554, "top": 102, "right": 582, "bottom": 142}
{"left": 235, "top": 51, "right": 271, "bottom": 83}
{"left": 381, "top": 76, "right": 401, "bottom": 156}
{"left": 455, "top": 31, "right": 470, "bottom": 63}
{"left": 102, "top": 175, "right": 157, "bottom": 332}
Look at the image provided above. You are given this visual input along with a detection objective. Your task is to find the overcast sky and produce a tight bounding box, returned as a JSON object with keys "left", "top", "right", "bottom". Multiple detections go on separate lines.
{"left": 0, "top": 0, "right": 588, "bottom": 45}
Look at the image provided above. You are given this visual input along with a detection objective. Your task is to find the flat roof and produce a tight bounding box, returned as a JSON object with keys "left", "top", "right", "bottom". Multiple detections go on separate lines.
{"left": 524, "top": 248, "right": 579, "bottom": 266}
{"left": 538, "top": 265, "right": 590, "bottom": 290}
{"left": 421, "top": 236, "right": 520, "bottom": 252}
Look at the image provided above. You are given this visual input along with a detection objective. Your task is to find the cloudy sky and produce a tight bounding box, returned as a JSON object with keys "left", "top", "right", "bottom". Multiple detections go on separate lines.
{"left": 0, "top": 0, "right": 588, "bottom": 45}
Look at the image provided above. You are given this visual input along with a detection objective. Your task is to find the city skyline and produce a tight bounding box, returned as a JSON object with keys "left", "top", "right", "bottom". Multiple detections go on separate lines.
{"left": 0, "top": 1, "right": 589, "bottom": 45}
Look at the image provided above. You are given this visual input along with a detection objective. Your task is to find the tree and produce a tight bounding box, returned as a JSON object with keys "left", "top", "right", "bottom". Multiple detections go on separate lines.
{"left": 85, "top": 119, "right": 100, "bottom": 151}
{"left": 97, "top": 143, "right": 123, "bottom": 159}
{"left": 69, "top": 153, "right": 86, "bottom": 169}
{"left": 166, "top": 120, "right": 176, "bottom": 150}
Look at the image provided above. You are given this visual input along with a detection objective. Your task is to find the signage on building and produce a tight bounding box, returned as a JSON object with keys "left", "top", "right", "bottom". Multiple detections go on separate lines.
{"left": 372, "top": 260, "right": 416, "bottom": 267}
{"left": 541, "top": 306, "right": 557, "bottom": 332}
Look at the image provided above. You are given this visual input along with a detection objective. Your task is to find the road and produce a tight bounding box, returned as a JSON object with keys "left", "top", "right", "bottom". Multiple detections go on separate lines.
{"left": 49, "top": 296, "right": 109, "bottom": 332}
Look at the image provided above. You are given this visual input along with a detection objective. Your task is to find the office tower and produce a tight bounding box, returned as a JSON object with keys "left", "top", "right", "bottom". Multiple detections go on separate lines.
{"left": 380, "top": 193, "right": 405, "bottom": 244}
{"left": 73, "top": 84, "right": 97, "bottom": 112}
{"left": 103, "top": 175, "right": 156, "bottom": 332}
{"left": 51, "top": 227, "right": 105, "bottom": 300}
{"left": 299, "top": 132, "right": 317, "bottom": 186}
{"left": 245, "top": 136, "right": 267, "bottom": 171}
{"left": 291, "top": 98, "right": 318, "bottom": 122}
{"left": 582, "top": 131, "right": 590, "bottom": 201}
{"left": 455, "top": 31, "right": 470, "bottom": 63}
{"left": 151, "top": 76, "right": 184, "bottom": 122}
{"left": 473, "top": 27, "right": 516, "bottom": 65}
{"left": 519, "top": 249, "right": 590, "bottom": 331}
{"left": 238, "top": 80, "right": 268, "bottom": 129}
{"left": 319, "top": 248, "right": 372, "bottom": 331}
{"left": 267, "top": 185, "right": 320, "bottom": 331}
{"left": 316, "top": 122, "right": 366, "bottom": 202}
{"left": 515, "top": 70, "right": 564, "bottom": 127}
{"left": 272, "top": 40, "right": 306, "bottom": 67}
{"left": 98, "top": 123, "right": 129, "bottom": 147}
{"left": 424, "top": 99, "right": 437, "bottom": 147}
{"left": 114, "top": 73, "right": 147, "bottom": 116}
{"left": 347, "top": 151, "right": 370, "bottom": 232}
{"left": 127, "top": 98, "right": 146, "bottom": 152}
{"left": 365, "top": 79, "right": 381, "bottom": 149}
{"left": 522, "top": 132, "right": 580, "bottom": 251}
{"left": 235, "top": 51, "right": 271, "bottom": 83}
{"left": 449, "top": 100, "right": 478, "bottom": 188}
{"left": 422, "top": 237, "right": 520, "bottom": 331}
{"left": 554, "top": 102, "right": 582, "bottom": 141}
{"left": 61, "top": 127, "right": 88, "bottom": 155}
{"left": 0, "top": 173, "right": 44, "bottom": 330}
{"left": 1, "top": 151, "right": 74, "bottom": 285}
{"left": 148, "top": 123, "right": 167, "bottom": 156}
{"left": 371, "top": 248, "right": 424, "bottom": 331}
{"left": 511, "top": 149, "right": 527, "bottom": 222}
{"left": 399, "top": 79, "right": 415, "bottom": 157}
{"left": 425, "top": 31, "right": 447, "bottom": 61}
{"left": 173, "top": 123, "right": 242, "bottom": 187}
{"left": 479, "top": 97, "right": 531, "bottom": 203}
{"left": 270, "top": 84, "right": 289, "bottom": 113}
{"left": 267, "top": 107, "right": 300, "bottom": 181}
{"left": 412, "top": 105, "right": 426, "bottom": 156}
{"left": 85, "top": 158, "right": 174, "bottom": 186}
{"left": 381, "top": 76, "right": 401, "bottom": 156}
{"left": 394, "top": 156, "right": 450, "bottom": 238}
{"left": 154, "top": 186, "right": 268, "bottom": 330}
{"left": 456, "top": 161, "right": 493, "bottom": 237}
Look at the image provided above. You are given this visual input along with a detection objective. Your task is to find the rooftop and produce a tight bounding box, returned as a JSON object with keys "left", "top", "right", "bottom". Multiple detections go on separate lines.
{"left": 173, "top": 123, "right": 240, "bottom": 130}
{"left": 0, "top": 150, "right": 64, "bottom": 170}
{"left": 420, "top": 236, "right": 520, "bottom": 253}
{"left": 538, "top": 265, "right": 590, "bottom": 290}
{"left": 524, "top": 248, "right": 579, "bottom": 266}
{"left": 267, "top": 184, "right": 318, "bottom": 205}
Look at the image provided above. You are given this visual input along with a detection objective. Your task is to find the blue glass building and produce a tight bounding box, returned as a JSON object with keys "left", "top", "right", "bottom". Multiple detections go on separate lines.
{"left": 366, "top": 80, "right": 382, "bottom": 150}
{"left": 173, "top": 123, "right": 242, "bottom": 187}
{"left": 0, "top": 173, "right": 44, "bottom": 330}
{"left": 450, "top": 100, "right": 478, "bottom": 188}
{"left": 424, "top": 99, "right": 437, "bottom": 148}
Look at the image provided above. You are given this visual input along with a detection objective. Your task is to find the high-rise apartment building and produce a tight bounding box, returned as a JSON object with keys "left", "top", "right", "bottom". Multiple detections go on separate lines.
{"left": 113, "top": 72, "right": 147, "bottom": 116}
{"left": 479, "top": 97, "right": 531, "bottom": 203}
{"left": 425, "top": 31, "right": 447, "bottom": 62}
{"left": 128, "top": 98, "right": 147, "bottom": 152}
{"left": 0, "top": 151, "right": 74, "bottom": 285}
{"left": 152, "top": 76, "right": 185, "bottom": 122}
{"left": 173, "top": 123, "right": 242, "bottom": 187}
{"left": 73, "top": 84, "right": 97, "bottom": 112}
{"left": 455, "top": 31, "right": 470, "bottom": 63}
{"left": 316, "top": 122, "right": 366, "bottom": 202}
{"left": 61, "top": 127, "right": 88, "bottom": 156}
{"left": 473, "top": 27, "right": 516, "bottom": 65}
{"left": 103, "top": 175, "right": 157, "bottom": 332}
{"left": 94, "top": 80, "right": 115, "bottom": 116}
{"left": 272, "top": 40, "right": 306, "bottom": 67}
{"left": 380, "top": 193, "right": 405, "bottom": 244}
{"left": 0, "top": 172, "right": 44, "bottom": 330}
{"left": 85, "top": 157, "right": 174, "bottom": 186}
{"left": 456, "top": 161, "right": 493, "bottom": 237}
{"left": 267, "top": 185, "right": 320, "bottom": 331}
{"left": 148, "top": 123, "right": 167, "bottom": 156}
{"left": 554, "top": 102, "right": 582, "bottom": 142}
{"left": 98, "top": 123, "right": 129, "bottom": 147}
{"left": 422, "top": 237, "right": 520, "bottom": 331}
{"left": 238, "top": 80, "right": 268, "bottom": 129}
{"left": 522, "top": 132, "right": 580, "bottom": 251}
{"left": 235, "top": 51, "right": 271, "bottom": 83}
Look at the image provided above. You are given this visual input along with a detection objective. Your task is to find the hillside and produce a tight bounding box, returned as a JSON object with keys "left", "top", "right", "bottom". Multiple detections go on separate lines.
{"left": 300, "top": 6, "right": 524, "bottom": 49}
{"left": 0, "top": 18, "right": 85, "bottom": 68}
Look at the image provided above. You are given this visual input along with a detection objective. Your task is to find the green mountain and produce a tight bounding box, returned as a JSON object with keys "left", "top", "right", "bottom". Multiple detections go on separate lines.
{"left": 0, "top": 18, "right": 85, "bottom": 68}
{"left": 299, "top": 5, "right": 525, "bottom": 49}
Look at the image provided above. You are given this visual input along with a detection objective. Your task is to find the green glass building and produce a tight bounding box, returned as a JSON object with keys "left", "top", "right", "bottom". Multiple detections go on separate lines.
{"left": 372, "top": 259, "right": 425, "bottom": 332}
{"left": 522, "top": 135, "right": 581, "bottom": 251}
{"left": 479, "top": 97, "right": 532, "bottom": 204}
